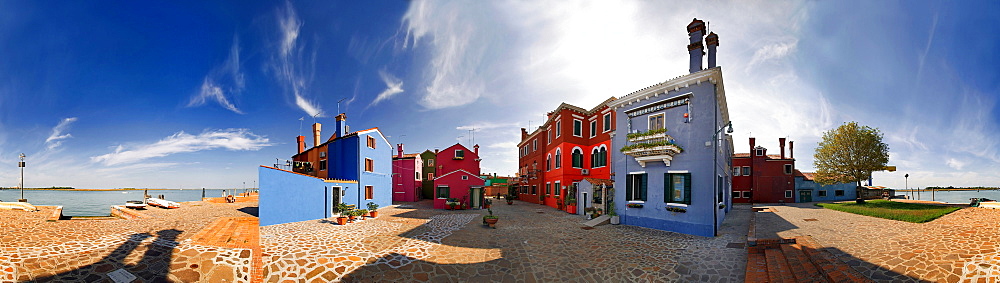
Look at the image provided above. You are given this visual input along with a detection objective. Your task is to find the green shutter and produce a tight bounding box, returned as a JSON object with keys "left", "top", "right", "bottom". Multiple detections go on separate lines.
{"left": 626, "top": 175, "right": 634, "bottom": 201}
{"left": 683, "top": 173, "right": 692, "bottom": 204}
{"left": 640, "top": 174, "right": 648, "bottom": 201}
{"left": 664, "top": 173, "right": 671, "bottom": 203}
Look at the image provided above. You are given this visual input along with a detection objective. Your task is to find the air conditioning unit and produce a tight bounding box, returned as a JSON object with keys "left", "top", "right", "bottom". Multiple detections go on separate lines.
{"left": 581, "top": 169, "right": 590, "bottom": 175}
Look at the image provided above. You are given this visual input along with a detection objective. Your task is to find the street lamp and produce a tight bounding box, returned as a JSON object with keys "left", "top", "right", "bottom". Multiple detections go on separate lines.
{"left": 904, "top": 173, "right": 909, "bottom": 200}
{"left": 18, "top": 153, "right": 26, "bottom": 202}
{"left": 712, "top": 121, "right": 733, "bottom": 237}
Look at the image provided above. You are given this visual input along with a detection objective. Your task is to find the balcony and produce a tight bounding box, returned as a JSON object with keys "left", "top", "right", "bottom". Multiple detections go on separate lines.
{"left": 621, "top": 130, "right": 683, "bottom": 167}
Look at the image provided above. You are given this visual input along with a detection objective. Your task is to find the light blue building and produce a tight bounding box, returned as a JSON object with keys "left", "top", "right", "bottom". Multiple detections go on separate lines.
{"left": 607, "top": 18, "right": 732, "bottom": 237}
{"left": 793, "top": 170, "right": 857, "bottom": 202}
{"left": 259, "top": 166, "right": 358, "bottom": 226}
{"left": 259, "top": 113, "right": 392, "bottom": 226}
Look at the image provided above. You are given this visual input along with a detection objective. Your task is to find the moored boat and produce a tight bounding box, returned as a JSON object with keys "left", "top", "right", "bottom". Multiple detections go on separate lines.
{"left": 0, "top": 201, "right": 38, "bottom": 211}
{"left": 125, "top": 200, "right": 147, "bottom": 209}
{"left": 146, "top": 197, "right": 180, "bottom": 209}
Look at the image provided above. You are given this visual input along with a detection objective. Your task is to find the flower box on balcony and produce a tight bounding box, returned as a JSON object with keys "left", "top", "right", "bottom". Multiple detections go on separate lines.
{"left": 621, "top": 144, "right": 683, "bottom": 167}
{"left": 626, "top": 203, "right": 644, "bottom": 208}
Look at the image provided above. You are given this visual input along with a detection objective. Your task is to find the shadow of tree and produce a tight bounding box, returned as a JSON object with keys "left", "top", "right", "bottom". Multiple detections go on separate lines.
{"left": 33, "top": 229, "right": 181, "bottom": 283}
{"left": 237, "top": 206, "right": 259, "bottom": 217}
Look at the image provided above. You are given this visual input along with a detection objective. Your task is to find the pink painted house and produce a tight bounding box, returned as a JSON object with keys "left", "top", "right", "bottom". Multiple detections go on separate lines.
{"left": 432, "top": 143, "right": 486, "bottom": 209}
{"left": 392, "top": 144, "right": 423, "bottom": 202}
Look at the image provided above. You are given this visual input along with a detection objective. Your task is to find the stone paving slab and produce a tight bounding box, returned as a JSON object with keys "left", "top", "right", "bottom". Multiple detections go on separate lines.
{"left": 754, "top": 202, "right": 1000, "bottom": 282}
{"left": 261, "top": 199, "right": 752, "bottom": 282}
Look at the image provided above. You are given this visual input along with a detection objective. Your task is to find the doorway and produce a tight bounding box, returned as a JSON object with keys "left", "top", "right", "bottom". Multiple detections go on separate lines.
{"left": 581, "top": 192, "right": 588, "bottom": 215}
{"left": 331, "top": 187, "right": 342, "bottom": 215}
{"left": 799, "top": 190, "right": 812, "bottom": 202}
{"left": 470, "top": 187, "right": 483, "bottom": 209}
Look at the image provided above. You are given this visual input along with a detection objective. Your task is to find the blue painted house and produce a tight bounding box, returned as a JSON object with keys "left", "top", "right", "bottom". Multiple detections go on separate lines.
{"left": 259, "top": 113, "right": 392, "bottom": 226}
{"left": 793, "top": 170, "right": 858, "bottom": 202}
{"left": 259, "top": 166, "right": 358, "bottom": 226}
{"left": 607, "top": 18, "right": 732, "bottom": 237}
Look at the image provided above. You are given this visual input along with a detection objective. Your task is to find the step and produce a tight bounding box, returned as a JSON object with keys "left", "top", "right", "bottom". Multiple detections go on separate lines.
{"left": 765, "top": 248, "right": 797, "bottom": 283}
{"left": 745, "top": 250, "right": 769, "bottom": 283}
{"left": 795, "top": 237, "right": 873, "bottom": 283}
{"left": 780, "top": 244, "right": 826, "bottom": 282}
{"left": 582, "top": 215, "right": 610, "bottom": 227}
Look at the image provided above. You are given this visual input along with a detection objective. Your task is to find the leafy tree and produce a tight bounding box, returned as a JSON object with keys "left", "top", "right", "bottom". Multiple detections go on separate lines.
{"left": 813, "top": 122, "right": 890, "bottom": 200}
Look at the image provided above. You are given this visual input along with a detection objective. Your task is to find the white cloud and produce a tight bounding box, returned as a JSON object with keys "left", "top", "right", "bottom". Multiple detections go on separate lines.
{"left": 945, "top": 158, "right": 966, "bottom": 171}
{"left": 188, "top": 37, "right": 245, "bottom": 114}
{"left": 271, "top": 1, "right": 324, "bottom": 117}
{"left": 91, "top": 129, "right": 271, "bottom": 166}
{"left": 370, "top": 70, "right": 405, "bottom": 106}
{"left": 747, "top": 39, "right": 798, "bottom": 69}
{"left": 45, "top": 117, "right": 78, "bottom": 150}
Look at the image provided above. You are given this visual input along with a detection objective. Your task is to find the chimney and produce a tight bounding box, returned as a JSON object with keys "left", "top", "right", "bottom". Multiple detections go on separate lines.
{"left": 312, "top": 123, "right": 322, "bottom": 148}
{"left": 397, "top": 143, "right": 404, "bottom": 158}
{"left": 687, "top": 18, "right": 706, "bottom": 73}
{"left": 779, "top": 138, "right": 786, "bottom": 159}
{"left": 749, "top": 137, "right": 755, "bottom": 152}
{"left": 706, "top": 32, "right": 719, "bottom": 68}
{"left": 474, "top": 144, "right": 480, "bottom": 155}
{"left": 335, "top": 113, "right": 347, "bottom": 138}
{"left": 434, "top": 149, "right": 439, "bottom": 155}
{"left": 789, "top": 141, "right": 794, "bottom": 159}
{"left": 521, "top": 128, "right": 528, "bottom": 140}
{"left": 297, "top": 136, "right": 306, "bottom": 154}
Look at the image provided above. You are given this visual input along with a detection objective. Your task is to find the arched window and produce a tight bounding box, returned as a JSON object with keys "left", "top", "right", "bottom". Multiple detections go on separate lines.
{"left": 591, "top": 148, "right": 600, "bottom": 168}
{"left": 599, "top": 146, "right": 608, "bottom": 167}
{"left": 546, "top": 154, "right": 552, "bottom": 171}
{"left": 572, "top": 148, "right": 583, "bottom": 168}
{"left": 555, "top": 149, "right": 562, "bottom": 169}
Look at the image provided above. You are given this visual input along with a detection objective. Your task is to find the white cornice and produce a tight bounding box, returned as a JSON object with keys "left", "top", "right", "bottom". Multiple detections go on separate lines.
{"left": 608, "top": 67, "right": 729, "bottom": 125}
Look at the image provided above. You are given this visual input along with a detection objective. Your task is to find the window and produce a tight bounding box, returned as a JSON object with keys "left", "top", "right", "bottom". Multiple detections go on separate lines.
{"left": 554, "top": 182, "right": 561, "bottom": 196}
{"left": 533, "top": 139, "right": 537, "bottom": 151}
{"left": 744, "top": 191, "right": 753, "bottom": 199}
{"left": 548, "top": 130, "right": 552, "bottom": 144}
{"left": 591, "top": 148, "right": 599, "bottom": 168}
{"left": 554, "top": 149, "right": 562, "bottom": 169}
{"left": 818, "top": 190, "right": 828, "bottom": 197}
{"left": 415, "top": 172, "right": 420, "bottom": 180}
{"left": 546, "top": 154, "right": 552, "bottom": 171}
{"left": 835, "top": 190, "right": 845, "bottom": 196}
{"left": 427, "top": 159, "right": 434, "bottom": 166}
{"left": 742, "top": 166, "right": 751, "bottom": 176}
{"left": 365, "top": 186, "right": 374, "bottom": 200}
{"left": 436, "top": 186, "right": 449, "bottom": 199}
{"left": 603, "top": 113, "right": 612, "bottom": 132}
{"left": 367, "top": 136, "right": 376, "bottom": 149}
{"left": 455, "top": 150, "right": 464, "bottom": 159}
{"left": 319, "top": 151, "right": 326, "bottom": 158}
{"left": 590, "top": 121, "right": 597, "bottom": 138}
{"left": 626, "top": 173, "right": 647, "bottom": 201}
{"left": 428, "top": 172, "right": 435, "bottom": 179}
{"left": 755, "top": 148, "right": 763, "bottom": 156}
{"left": 571, "top": 148, "right": 583, "bottom": 168}
{"left": 784, "top": 164, "right": 793, "bottom": 175}
{"left": 546, "top": 183, "right": 551, "bottom": 195}
{"left": 531, "top": 185, "right": 537, "bottom": 195}
{"left": 599, "top": 147, "right": 607, "bottom": 167}
{"left": 649, "top": 113, "right": 665, "bottom": 131}
{"left": 784, "top": 190, "right": 793, "bottom": 198}
{"left": 320, "top": 159, "right": 327, "bottom": 171}
{"left": 365, "top": 158, "right": 374, "bottom": 172}
{"left": 732, "top": 166, "right": 740, "bottom": 176}
{"left": 556, "top": 121, "right": 562, "bottom": 137}
{"left": 573, "top": 119, "right": 582, "bottom": 137}
{"left": 665, "top": 173, "right": 692, "bottom": 204}
{"left": 462, "top": 175, "right": 469, "bottom": 180}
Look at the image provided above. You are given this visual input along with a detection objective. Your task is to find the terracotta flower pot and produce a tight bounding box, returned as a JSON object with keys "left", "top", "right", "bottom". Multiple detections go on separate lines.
{"left": 484, "top": 218, "right": 499, "bottom": 228}
{"left": 370, "top": 211, "right": 378, "bottom": 218}
{"left": 348, "top": 215, "right": 356, "bottom": 222}
{"left": 337, "top": 217, "right": 348, "bottom": 225}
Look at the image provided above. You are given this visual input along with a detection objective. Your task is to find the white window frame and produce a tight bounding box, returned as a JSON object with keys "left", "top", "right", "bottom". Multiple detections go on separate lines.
{"left": 648, "top": 113, "right": 665, "bottom": 131}
{"left": 732, "top": 166, "right": 740, "bottom": 176}
{"left": 462, "top": 175, "right": 469, "bottom": 180}
{"left": 784, "top": 164, "right": 793, "bottom": 175}
{"left": 742, "top": 166, "right": 751, "bottom": 176}
{"left": 603, "top": 113, "right": 612, "bottom": 132}
{"left": 755, "top": 149, "right": 764, "bottom": 156}
{"left": 590, "top": 120, "right": 597, "bottom": 138}
{"left": 556, "top": 121, "right": 562, "bottom": 137}
{"left": 784, "top": 190, "right": 793, "bottom": 198}
{"left": 573, "top": 119, "right": 583, "bottom": 137}
{"left": 533, "top": 139, "right": 537, "bottom": 151}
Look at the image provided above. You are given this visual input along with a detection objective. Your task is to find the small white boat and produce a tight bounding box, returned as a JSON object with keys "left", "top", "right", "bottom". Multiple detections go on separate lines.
{"left": 146, "top": 198, "right": 180, "bottom": 209}
{"left": 125, "top": 200, "right": 147, "bottom": 209}
{"left": 0, "top": 201, "right": 38, "bottom": 211}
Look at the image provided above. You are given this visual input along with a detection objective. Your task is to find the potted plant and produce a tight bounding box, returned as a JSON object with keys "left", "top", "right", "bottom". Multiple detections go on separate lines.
{"left": 358, "top": 209, "right": 369, "bottom": 220}
{"left": 484, "top": 198, "right": 492, "bottom": 209}
{"left": 346, "top": 210, "right": 358, "bottom": 222}
{"left": 336, "top": 203, "right": 351, "bottom": 225}
{"left": 482, "top": 207, "right": 499, "bottom": 228}
{"left": 627, "top": 203, "right": 644, "bottom": 208}
{"left": 367, "top": 202, "right": 379, "bottom": 217}
{"left": 596, "top": 208, "right": 603, "bottom": 216}
{"left": 446, "top": 198, "right": 460, "bottom": 210}
{"left": 505, "top": 195, "right": 514, "bottom": 205}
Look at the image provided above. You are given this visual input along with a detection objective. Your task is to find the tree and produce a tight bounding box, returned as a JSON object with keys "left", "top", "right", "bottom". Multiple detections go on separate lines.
{"left": 813, "top": 122, "right": 890, "bottom": 201}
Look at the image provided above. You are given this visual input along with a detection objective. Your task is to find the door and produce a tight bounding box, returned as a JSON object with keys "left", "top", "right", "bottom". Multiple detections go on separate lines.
{"left": 581, "top": 192, "right": 588, "bottom": 215}
{"left": 331, "top": 187, "right": 342, "bottom": 215}
{"left": 470, "top": 187, "right": 482, "bottom": 209}
{"left": 799, "top": 190, "right": 812, "bottom": 202}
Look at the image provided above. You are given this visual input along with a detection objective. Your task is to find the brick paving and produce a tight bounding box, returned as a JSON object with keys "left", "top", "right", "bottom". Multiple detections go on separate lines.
{"left": 0, "top": 199, "right": 258, "bottom": 282}
{"left": 753, "top": 202, "right": 1000, "bottom": 282}
{"left": 261, "top": 199, "right": 751, "bottom": 282}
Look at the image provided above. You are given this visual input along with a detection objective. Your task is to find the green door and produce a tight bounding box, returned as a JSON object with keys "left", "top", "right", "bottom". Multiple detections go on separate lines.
{"left": 799, "top": 190, "right": 812, "bottom": 202}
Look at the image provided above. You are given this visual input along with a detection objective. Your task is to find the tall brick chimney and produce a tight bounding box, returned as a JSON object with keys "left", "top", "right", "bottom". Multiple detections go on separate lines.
{"left": 687, "top": 18, "right": 706, "bottom": 73}
{"left": 312, "top": 123, "right": 322, "bottom": 148}
{"left": 789, "top": 141, "right": 794, "bottom": 159}
{"left": 474, "top": 144, "right": 480, "bottom": 155}
{"left": 397, "top": 143, "right": 404, "bottom": 158}
{"left": 297, "top": 136, "right": 306, "bottom": 153}
{"left": 779, "top": 138, "right": 786, "bottom": 159}
{"left": 749, "top": 137, "right": 756, "bottom": 152}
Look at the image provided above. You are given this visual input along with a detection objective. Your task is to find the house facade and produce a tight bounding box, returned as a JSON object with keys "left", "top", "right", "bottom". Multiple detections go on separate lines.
{"left": 793, "top": 170, "right": 858, "bottom": 202}
{"left": 285, "top": 113, "right": 393, "bottom": 213}
{"left": 732, "top": 138, "right": 796, "bottom": 204}
{"left": 516, "top": 98, "right": 617, "bottom": 214}
{"left": 392, "top": 144, "right": 423, "bottom": 202}
{"left": 432, "top": 144, "right": 486, "bottom": 209}
{"left": 420, "top": 149, "right": 437, "bottom": 199}
{"left": 259, "top": 166, "right": 358, "bottom": 226}
{"left": 608, "top": 18, "right": 732, "bottom": 237}
{"left": 576, "top": 178, "right": 613, "bottom": 215}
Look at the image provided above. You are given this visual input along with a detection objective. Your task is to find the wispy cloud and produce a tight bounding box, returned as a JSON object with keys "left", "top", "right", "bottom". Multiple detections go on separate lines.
{"left": 456, "top": 121, "right": 519, "bottom": 131}
{"left": 370, "top": 70, "right": 405, "bottom": 106}
{"left": 91, "top": 129, "right": 271, "bottom": 166}
{"left": 271, "top": 1, "right": 323, "bottom": 117}
{"left": 188, "top": 37, "right": 245, "bottom": 114}
{"left": 45, "top": 117, "right": 78, "bottom": 150}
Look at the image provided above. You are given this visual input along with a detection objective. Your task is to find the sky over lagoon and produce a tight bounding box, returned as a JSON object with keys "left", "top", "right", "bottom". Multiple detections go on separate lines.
{"left": 0, "top": 1, "right": 997, "bottom": 190}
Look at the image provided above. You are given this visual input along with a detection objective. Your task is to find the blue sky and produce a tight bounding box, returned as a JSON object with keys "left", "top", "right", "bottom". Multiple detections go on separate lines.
{"left": 0, "top": 1, "right": 997, "bottom": 190}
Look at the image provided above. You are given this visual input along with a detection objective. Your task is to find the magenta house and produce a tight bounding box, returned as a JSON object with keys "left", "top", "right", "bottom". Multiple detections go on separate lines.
{"left": 392, "top": 144, "right": 423, "bottom": 202}
{"left": 432, "top": 143, "right": 486, "bottom": 209}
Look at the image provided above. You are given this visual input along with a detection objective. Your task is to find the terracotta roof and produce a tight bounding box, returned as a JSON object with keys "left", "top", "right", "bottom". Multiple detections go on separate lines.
{"left": 583, "top": 178, "right": 613, "bottom": 186}
{"left": 793, "top": 170, "right": 815, "bottom": 181}
{"left": 732, "top": 153, "right": 790, "bottom": 160}
{"left": 258, "top": 165, "right": 358, "bottom": 183}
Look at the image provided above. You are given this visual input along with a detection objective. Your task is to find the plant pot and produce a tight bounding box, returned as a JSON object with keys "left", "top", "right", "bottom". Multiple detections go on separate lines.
{"left": 337, "top": 217, "right": 348, "bottom": 225}
{"left": 370, "top": 211, "right": 378, "bottom": 218}
{"left": 348, "top": 216, "right": 356, "bottom": 222}
{"left": 610, "top": 216, "right": 620, "bottom": 225}
{"left": 506, "top": 200, "right": 513, "bottom": 205}
{"left": 484, "top": 218, "right": 499, "bottom": 228}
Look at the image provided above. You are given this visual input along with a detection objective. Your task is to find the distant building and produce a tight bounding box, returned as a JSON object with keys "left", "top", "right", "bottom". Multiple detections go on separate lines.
{"left": 608, "top": 18, "right": 732, "bottom": 237}
{"left": 419, "top": 149, "right": 437, "bottom": 199}
{"left": 432, "top": 144, "right": 486, "bottom": 209}
{"left": 732, "top": 138, "right": 796, "bottom": 204}
{"left": 576, "top": 178, "right": 613, "bottom": 215}
{"left": 793, "top": 170, "right": 857, "bottom": 202}
{"left": 392, "top": 144, "right": 423, "bottom": 202}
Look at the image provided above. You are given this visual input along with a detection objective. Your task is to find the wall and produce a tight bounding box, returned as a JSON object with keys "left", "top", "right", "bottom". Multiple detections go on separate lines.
{"left": 355, "top": 131, "right": 393, "bottom": 212}
{"left": 795, "top": 177, "right": 857, "bottom": 202}
{"left": 259, "top": 166, "right": 358, "bottom": 226}
{"left": 432, "top": 170, "right": 485, "bottom": 209}
{"left": 420, "top": 150, "right": 437, "bottom": 199}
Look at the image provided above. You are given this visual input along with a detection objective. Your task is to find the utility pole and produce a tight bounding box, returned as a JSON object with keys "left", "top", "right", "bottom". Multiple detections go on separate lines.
{"left": 18, "top": 153, "right": 26, "bottom": 202}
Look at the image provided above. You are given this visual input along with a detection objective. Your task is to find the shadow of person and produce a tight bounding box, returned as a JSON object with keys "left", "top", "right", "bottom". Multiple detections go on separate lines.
{"left": 33, "top": 232, "right": 152, "bottom": 282}
{"left": 130, "top": 229, "right": 182, "bottom": 282}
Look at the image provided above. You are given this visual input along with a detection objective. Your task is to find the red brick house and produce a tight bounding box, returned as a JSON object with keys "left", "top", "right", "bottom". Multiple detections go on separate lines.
{"left": 432, "top": 143, "right": 486, "bottom": 209}
{"left": 732, "top": 137, "right": 796, "bottom": 203}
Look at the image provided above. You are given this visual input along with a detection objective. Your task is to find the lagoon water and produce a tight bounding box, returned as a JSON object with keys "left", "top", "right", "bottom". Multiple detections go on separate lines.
{"left": 901, "top": 189, "right": 1000, "bottom": 204}
{"left": 0, "top": 189, "right": 238, "bottom": 216}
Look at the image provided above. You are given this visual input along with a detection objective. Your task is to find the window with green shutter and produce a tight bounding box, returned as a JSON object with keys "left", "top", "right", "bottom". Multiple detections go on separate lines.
{"left": 627, "top": 173, "right": 647, "bottom": 201}
{"left": 665, "top": 173, "right": 692, "bottom": 204}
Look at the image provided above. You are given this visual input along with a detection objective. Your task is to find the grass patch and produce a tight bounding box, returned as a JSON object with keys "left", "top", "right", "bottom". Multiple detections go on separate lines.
{"left": 815, "top": 200, "right": 960, "bottom": 223}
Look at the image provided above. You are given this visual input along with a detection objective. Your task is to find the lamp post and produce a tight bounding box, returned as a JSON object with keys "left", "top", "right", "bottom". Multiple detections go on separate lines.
{"left": 712, "top": 121, "right": 733, "bottom": 237}
{"left": 904, "top": 174, "right": 909, "bottom": 199}
{"left": 18, "top": 153, "right": 26, "bottom": 202}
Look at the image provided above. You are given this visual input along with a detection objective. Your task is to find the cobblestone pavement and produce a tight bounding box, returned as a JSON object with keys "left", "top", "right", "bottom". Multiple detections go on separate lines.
{"left": 754, "top": 202, "right": 1000, "bottom": 282}
{"left": 0, "top": 200, "right": 258, "bottom": 282}
{"left": 261, "top": 199, "right": 750, "bottom": 282}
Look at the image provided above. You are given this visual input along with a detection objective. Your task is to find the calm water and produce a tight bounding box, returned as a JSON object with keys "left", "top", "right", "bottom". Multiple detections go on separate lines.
{"left": 0, "top": 189, "right": 240, "bottom": 216}
{"left": 901, "top": 189, "right": 1000, "bottom": 204}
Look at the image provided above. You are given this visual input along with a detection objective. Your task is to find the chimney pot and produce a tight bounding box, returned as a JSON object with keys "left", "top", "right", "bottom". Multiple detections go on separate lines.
{"left": 789, "top": 141, "right": 794, "bottom": 159}
{"left": 687, "top": 18, "right": 707, "bottom": 73}
{"left": 706, "top": 32, "right": 719, "bottom": 68}
{"left": 779, "top": 138, "right": 786, "bottom": 159}
{"left": 297, "top": 136, "right": 306, "bottom": 154}
{"left": 312, "top": 123, "right": 322, "bottom": 148}
{"left": 397, "top": 143, "right": 404, "bottom": 158}
{"left": 749, "top": 137, "right": 756, "bottom": 151}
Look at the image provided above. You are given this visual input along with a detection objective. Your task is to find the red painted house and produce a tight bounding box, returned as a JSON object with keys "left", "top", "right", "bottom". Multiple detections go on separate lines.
{"left": 732, "top": 137, "right": 796, "bottom": 203}
{"left": 432, "top": 143, "right": 486, "bottom": 209}
{"left": 392, "top": 144, "right": 423, "bottom": 202}
{"left": 516, "top": 98, "right": 616, "bottom": 214}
